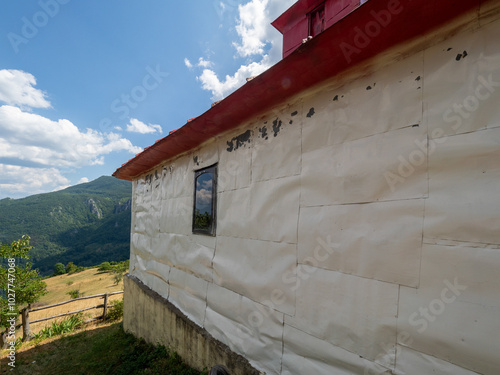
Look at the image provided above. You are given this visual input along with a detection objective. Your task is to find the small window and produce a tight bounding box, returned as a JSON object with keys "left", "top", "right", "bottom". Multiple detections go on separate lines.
{"left": 309, "top": 4, "right": 325, "bottom": 37}
{"left": 193, "top": 164, "right": 217, "bottom": 235}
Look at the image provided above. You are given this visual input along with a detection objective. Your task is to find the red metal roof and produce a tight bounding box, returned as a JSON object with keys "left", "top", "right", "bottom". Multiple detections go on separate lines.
{"left": 113, "top": 0, "right": 482, "bottom": 181}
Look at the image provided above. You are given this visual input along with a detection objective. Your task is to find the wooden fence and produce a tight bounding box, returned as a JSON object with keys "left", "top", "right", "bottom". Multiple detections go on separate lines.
{"left": 21, "top": 291, "right": 123, "bottom": 341}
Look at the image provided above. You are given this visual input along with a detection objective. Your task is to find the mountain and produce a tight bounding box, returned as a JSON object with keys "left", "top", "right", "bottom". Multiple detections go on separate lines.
{"left": 0, "top": 176, "right": 132, "bottom": 275}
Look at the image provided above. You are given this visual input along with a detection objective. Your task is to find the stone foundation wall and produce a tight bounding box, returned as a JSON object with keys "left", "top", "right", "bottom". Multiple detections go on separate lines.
{"left": 123, "top": 274, "right": 261, "bottom": 375}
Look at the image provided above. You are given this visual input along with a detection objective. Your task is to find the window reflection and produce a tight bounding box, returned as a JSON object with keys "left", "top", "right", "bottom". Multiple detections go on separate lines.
{"left": 193, "top": 165, "right": 217, "bottom": 235}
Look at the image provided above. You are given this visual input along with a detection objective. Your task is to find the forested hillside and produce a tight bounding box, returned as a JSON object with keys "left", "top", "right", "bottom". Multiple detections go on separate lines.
{"left": 0, "top": 176, "right": 132, "bottom": 275}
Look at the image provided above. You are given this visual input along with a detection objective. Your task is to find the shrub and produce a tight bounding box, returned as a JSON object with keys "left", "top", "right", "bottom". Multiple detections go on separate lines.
{"left": 67, "top": 289, "right": 82, "bottom": 299}
{"left": 34, "top": 313, "right": 83, "bottom": 340}
{"left": 54, "top": 262, "right": 66, "bottom": 275}
{"left": 66, "top": 262, "right": 77, "bottom": 274}
{"left": 98, "top": 260, "right": 128, "bottom": 274}
{"left": 106, "top": 300, "right": 123, "bottom": 321}
{"left": 66, "top": 280, "right": 74, "bottom": 286}
{"left": 113, "top": 260, "right": 129, "bottom": 273}
{"left": 98, "top": 261, "right": 112, "bottom": 271}
{"left": 113, "top": 272, "right": 123, "bottom": 285}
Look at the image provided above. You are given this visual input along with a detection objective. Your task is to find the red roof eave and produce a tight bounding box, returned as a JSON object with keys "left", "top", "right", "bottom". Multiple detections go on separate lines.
{"left": 113, "top": 0, "right": 482, "bottom": 181}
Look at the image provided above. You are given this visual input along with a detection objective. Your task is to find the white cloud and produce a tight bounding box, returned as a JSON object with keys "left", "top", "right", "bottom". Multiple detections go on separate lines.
{"left": 184, "top": 58, "right": 193, "bottom": 68}
{"left": 198, "top": 56, "right": 272, "bottom": 100}
{"left": 197, "top": 58, "right": 213, "bottom": 68}
{"left": 233, "top": 0, "right": 269, "bottom": 57}
{"left": 125, "top": 118, "right": 163, "bottom": 134}
{"left": 77, "top": 177, "right": 89, "bottom": 184}
{"left": 195, "top": 0, "right": 295, "bottom": 100}
{"left": 0, "top": 69, "right": 51, "bottom": 110}
{"left": 0, "top": 164, "right": 70, "bottom": 198}
{"left": 0, "top": 70, "right": 145, "bottom": 199}
{"left": 0, "top": 105, "right": 142, "bottom": 168}
{"left": 196, "top": 188, "right": 213, "bottom": 207}
{"left": 201, "top": 179, "right": 213, "bottom": 190}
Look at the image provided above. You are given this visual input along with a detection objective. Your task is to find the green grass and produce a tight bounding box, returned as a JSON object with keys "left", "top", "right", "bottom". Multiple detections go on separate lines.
{"left": 106, "top": 300, "right": 123, "bottom": 321}
{"left": 33, "top": 314, "right": 84, "bottom": 341}
{"left": 3, "top": 323, "right": 208, "bottom": 375}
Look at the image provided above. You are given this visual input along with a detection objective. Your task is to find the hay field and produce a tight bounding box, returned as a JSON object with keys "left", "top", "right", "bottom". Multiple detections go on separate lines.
{"left": 27, "top": 268, "right": 124, "bottom": 334}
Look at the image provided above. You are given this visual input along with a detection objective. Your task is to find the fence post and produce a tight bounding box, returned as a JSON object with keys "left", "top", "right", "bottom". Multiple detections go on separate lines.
{"left": 102, "top": 294, "right": 109, "bottom": 320}
{"left": 22, "top": 305, "right": 33, "bottom": 342}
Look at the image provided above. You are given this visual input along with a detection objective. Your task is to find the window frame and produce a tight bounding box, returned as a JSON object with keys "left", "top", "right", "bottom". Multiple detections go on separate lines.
{"left": 192, "top": 164, "right": 217, "bottom": 236}
{"left": 308, "top": 3, "right": 326, "bottom": 37}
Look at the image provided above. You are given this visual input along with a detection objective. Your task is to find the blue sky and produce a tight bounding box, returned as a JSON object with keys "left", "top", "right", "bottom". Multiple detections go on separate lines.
{"left": 0, "top": 0, "right": 294, "bottom": 199}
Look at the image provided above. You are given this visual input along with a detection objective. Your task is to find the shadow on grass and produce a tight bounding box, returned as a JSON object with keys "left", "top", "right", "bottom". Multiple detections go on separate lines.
{"left": 1, "top": 323, "right": 206, "bottom": 375}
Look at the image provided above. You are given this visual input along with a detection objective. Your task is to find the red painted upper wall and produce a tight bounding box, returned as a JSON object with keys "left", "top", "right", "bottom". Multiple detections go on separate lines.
{"left": 272, "top": 0, "right": 361, "bottom": 58}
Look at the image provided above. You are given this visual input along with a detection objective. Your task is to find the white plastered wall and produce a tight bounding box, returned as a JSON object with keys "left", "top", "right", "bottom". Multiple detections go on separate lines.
{"left": 128, "top": 5, "right": 500, "bottom": 374}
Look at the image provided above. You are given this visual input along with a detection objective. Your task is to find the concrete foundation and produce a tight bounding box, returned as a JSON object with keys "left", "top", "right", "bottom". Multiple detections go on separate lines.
{"left": 123, "top": 274, "right": 261, "bottom": 375}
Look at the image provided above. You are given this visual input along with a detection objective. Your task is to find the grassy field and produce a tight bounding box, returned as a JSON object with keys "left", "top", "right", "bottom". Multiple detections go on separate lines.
{"left": 28, "top": 268, "right": 124, "bottom": 333}
{"left": 38, "top": 268, "right": 124, "bottom": 305}
{"left": 1, "top": 268, "right": 206, "bottom": 374}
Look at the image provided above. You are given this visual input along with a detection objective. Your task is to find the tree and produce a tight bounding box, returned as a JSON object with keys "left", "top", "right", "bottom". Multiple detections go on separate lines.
{"left": 53, "top": 263, "right": 66, "bottom": 276}
{"left": 0, "top": 235, "right": 47, "bottom": 329}
{"left": 65, "top": 262, "right": 77, "bottom": 274}
{"left": 97, "top": 261, "right": 112, "bottom": 271}
{"left": 113, "top": 272, "right": 123, "bottom": 285}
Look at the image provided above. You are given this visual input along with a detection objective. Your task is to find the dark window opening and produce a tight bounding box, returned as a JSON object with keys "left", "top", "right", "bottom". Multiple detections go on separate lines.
{"left": 193, "top": 164, "right": 217, "bottom": 236}
{"left": 309, "top": 4, "right": 325, "bottom": 37}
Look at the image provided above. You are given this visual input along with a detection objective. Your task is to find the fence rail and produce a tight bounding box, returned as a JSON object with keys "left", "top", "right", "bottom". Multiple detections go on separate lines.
{"left": 21, "top": 291, "right": 123, "bottom": 341}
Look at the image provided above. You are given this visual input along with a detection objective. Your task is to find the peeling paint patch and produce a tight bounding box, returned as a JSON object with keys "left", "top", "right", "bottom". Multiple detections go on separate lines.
{"left": 226, "top": 130, "right": 252, "bottom": 152}
{"left": 415, "top": 76, "right": 421, "bottom": 81}
{"left": 291, "top": 111, "right": 298, "bottom": 117}
{"left": 333, "top": 95, "right": 339, "bottom": 101}
{"left": 456, "top": 51, "right": 468, "bottom": 61}
{"left": 412, "top": 124, "right": 420, "bottom": 127}
{"left": 272, "top": 119, "right": 283, "bottom": 137}
{"left": 447, "top": 47, "right": 453, "bottom": 51}
{"left": 289, "top": 120, "right": 293, "bottom": 125}
{"left": 259, "top": 126, "right": 269, "bottom": 140}
{"left": 193, "top": 156, "right": 199, "bottom": 166}
{"left": 306, "top": 108, "right": 315, "bottom": 118}
{"left": 366, "top": 85, "right": 372, "bottom": 90}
